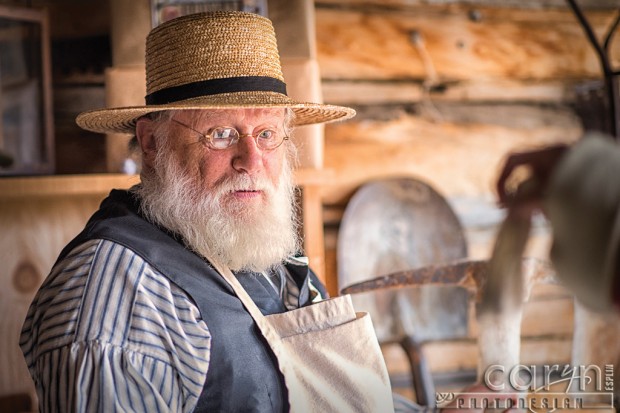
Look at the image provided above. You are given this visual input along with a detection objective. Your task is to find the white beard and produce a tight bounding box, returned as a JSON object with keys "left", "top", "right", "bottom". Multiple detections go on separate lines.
{"left": 134, "top": 147, "right": 300, "bottom": 273}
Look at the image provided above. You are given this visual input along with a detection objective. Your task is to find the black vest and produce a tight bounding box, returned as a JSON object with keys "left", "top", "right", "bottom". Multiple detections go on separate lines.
{"left": 56, "top": 190, "right": 326, "bottom": 412}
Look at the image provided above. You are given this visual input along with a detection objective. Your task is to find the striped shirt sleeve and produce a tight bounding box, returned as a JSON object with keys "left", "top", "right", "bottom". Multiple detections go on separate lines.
{"left": 20, "top": 239, "right": 211, "bottom": 413}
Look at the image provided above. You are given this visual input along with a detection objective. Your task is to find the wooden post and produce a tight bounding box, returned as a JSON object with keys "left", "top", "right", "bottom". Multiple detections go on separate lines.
{"left": 301, "top": 184, "right": 327, "bottom": 289}
{"left": 105, "top": 0, "right": 150, "bottom": 172}
{"left": 269, "top": 0, "right": 329, "bottom": 285}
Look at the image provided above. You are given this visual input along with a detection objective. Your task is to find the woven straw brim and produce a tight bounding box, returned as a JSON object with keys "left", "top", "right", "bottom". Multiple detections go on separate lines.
{"left": 76, "top": 92, "right": 355, "bottom": 134}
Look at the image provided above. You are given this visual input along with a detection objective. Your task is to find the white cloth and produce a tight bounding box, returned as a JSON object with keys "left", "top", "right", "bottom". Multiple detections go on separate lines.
{"left": 208, "top": 259, "right": 396, "bottom": 413}
{"left": 546, "top": 133, "right": 620, "bottom": 312}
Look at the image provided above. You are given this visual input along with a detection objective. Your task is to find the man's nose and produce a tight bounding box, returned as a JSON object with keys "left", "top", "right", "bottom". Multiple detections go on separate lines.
{"left": 231, "top": 135, "right": 263, "bottom": 174}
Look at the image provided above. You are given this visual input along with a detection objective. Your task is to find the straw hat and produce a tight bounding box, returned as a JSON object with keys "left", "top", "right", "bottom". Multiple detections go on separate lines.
{"left": 76, "top": 11, "right": 355, "bottom": 134}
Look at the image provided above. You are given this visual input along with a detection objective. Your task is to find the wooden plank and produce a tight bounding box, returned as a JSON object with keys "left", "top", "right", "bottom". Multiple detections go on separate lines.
{"left": 382, "top": 336, "right": 572, "bottom": 375}
{"left": 521, "top": 297, "right": 574, "bottom": 337}
{"left": 315, "top": 6, "right": 619, "bottom": 81}
{"left": 104, "top": 66, "right": 146, "bottom": 172}
{"left": 419, "top": 340, "right": 478, "bottom": 373}
{"left": 282, "top": 59, "right": 326, "bottom": 169}
{"left": 0, "top": 174, "right": 140, "bottom": 199}
{"left": 41, "top": 6, "right": 54, "bottom": 173}
{"left": 0, "top": 4, "right": 49, "bottom": 21}
{"left": 0, "top": 195, "right": 104, "bottom": 398}
{"left": 322, "top": 79, "right": 577, "bottom": 105}
{"left": 521, "top": 337, "right": 574, "bottom": 366}
{"left": 316, "top": 0, "right": 620, "bottom": 10}
{"left": 322, "top": 105, "right": 582, "bottom": 205}
{"left": 529, "top": 283, "right": 573, "bottom": 299}
{"left": 269, "top": 0, "right": 316, "bottom": 59}
{"left": 295, "top": 167, "right": 335, "bottom": 186}
{"left": 300, "top": 184, "right": 327, "bottom": 286}
{"left": 109, "top": 0, "right": 150, "bottom": 67}
{"left": 324, "top": 246, "right": 339, "bottom": 298}
{"left": 0, "top": 169, "right": 334, "bottom": 199}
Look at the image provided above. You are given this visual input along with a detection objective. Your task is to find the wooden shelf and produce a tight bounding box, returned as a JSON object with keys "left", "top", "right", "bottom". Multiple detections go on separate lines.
{"left": 0, "top": 169, "right": 334, "bottom": 200}
{"left": 0, "top": 174, "right": 140, "bottom": 199}
{"left": 294, "top": 168, "right": 335, "bottom": 187}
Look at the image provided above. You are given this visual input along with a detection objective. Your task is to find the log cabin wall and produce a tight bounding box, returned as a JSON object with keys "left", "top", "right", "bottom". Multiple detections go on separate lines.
{"left": 314, "top": 0, "right": 620, "bottom": 395}
{"left": 316, "top": 0, "right": 619, "bottom": 290}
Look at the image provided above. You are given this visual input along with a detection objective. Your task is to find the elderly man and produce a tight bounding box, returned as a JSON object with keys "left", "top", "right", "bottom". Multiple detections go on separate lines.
{"left": 20, "top": 10, "right": 399, "bottom": 413}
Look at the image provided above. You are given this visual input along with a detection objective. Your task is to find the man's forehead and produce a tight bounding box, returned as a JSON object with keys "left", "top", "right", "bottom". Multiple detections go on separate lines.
{"left": 179, "top": 108, "right": 286, "bottom": 123}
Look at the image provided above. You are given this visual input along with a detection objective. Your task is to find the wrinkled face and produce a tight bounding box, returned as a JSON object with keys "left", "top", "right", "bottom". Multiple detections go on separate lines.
{"left": 134, "top": 108, "right": 299, "bottom": 272}
{"left": 144, "top": 108, "right": 288, "bottom": 210}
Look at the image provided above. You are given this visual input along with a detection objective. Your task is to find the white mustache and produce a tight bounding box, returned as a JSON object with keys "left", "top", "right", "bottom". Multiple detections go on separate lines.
{"left": 214, "top": 174, "right": 274, "bottom": 196}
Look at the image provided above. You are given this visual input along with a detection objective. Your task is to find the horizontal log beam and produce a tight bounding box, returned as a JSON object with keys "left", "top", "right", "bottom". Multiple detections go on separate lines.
{"left": 322, "top": 78, "right": 582, "bottom": 105}
{"left": 317, "top": 0, "right": 620, "bottom": 11}
{"left": 322, "top": 104, "right": 582, "bottom": 205}
{"left": 316, "top": 6, "right": 619, "bottom": 81}
{"left": 382, "top": 335, "right": 572, "bottom": 374}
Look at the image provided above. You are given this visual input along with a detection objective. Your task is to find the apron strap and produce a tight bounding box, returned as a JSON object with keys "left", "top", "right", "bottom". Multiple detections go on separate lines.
{"left": 208, "top": 259, "right": 289, "bottom": 361}
{"left": 209, "top": 259, "right": 396, "bottom": 413}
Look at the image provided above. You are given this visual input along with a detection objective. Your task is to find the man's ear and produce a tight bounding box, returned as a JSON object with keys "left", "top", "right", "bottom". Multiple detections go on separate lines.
{"left": 135, "top": 117, "right": 157, "bottom": 169}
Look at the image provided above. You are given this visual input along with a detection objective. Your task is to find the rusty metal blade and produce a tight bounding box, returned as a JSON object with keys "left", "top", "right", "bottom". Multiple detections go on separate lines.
{"left": 340, "top": 259, "right": 488, "bottom": 295}
{"left": 340, "top": 257, "right": 556, "bottom": 300}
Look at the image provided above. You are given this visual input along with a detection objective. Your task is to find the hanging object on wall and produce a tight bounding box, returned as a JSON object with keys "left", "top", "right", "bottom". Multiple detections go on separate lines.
{"left": 151, "top": 0, "right": 268, "bottom": 27}
{"left": 566, "top": 0, "right": 620, "bottom": 139}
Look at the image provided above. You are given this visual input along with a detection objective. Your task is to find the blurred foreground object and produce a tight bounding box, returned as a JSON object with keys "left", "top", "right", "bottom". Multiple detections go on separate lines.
{"left": 497, "top": 132, "right": 620, "bottom": 312}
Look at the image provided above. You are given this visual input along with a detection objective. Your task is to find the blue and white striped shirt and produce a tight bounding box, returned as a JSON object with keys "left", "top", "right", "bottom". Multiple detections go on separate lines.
{"left": 20, "top": 238, "right": 303, "bottom": 412}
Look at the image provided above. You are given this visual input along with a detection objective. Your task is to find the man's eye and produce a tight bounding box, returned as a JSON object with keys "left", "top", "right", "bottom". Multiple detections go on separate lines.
{"left": 258, "top": 130, "right": 275, "bottom": 140}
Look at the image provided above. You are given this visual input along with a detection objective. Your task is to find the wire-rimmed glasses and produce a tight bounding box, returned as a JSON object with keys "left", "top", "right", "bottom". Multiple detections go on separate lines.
{"left": 171, "top": 118, "right": 289, "bottom": 151}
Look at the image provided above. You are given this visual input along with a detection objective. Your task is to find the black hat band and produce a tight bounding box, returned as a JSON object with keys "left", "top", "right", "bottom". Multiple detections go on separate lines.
{"left": 145, "top": 76, "right": 288, "bottom": 105}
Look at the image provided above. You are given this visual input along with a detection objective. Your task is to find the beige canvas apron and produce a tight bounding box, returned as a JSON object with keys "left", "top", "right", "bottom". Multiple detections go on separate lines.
{"left": 209, "top": 259, "right": 395, "bottom": 413}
